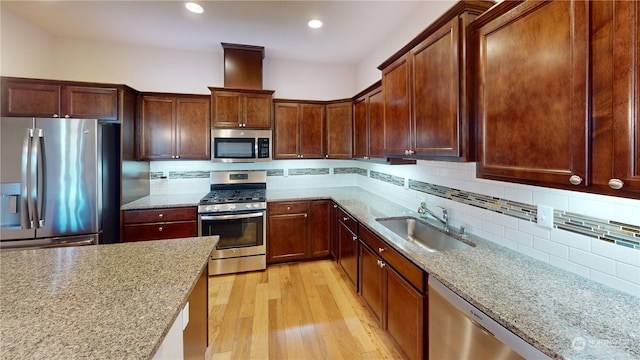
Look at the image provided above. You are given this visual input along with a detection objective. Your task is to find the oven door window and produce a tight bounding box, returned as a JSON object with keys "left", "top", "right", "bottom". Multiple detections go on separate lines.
{"left": 214, "top": 138, "right": 256, "bottom": 159}
{"left": 201, "top": 212, "right": 264, "bottom": 249}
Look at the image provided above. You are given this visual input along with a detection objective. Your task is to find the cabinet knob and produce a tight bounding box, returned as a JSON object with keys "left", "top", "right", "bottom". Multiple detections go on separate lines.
{"left": 158, "top": 213, "right": 164, "bottom": 218}
{"left": 176, "top": 155, "right": 180, "bottom": 159}
{"left": 343, "top": 217, "right": 348, "bottom": 221}
{"left": 608, "top": 179, "right": 624, "bottom": 190}
{"left": 569, "top": 175, "right": 583, "bottom": 185}
{"left": 287, "top": 206, "right": 291, "bottom": 210}
{"left": 304, "top": 214, "right": 308, "bottom": 218}
{"left": 64, "top": 114, "right": 70, "bottom": 118}
{"left": 53, "top": 114, "right": 60, "bottom": 118}
{"left": 352, "top": 235, "right": 357, "bottom": 241}
{"left": 325, "top": 154, "right": 329, "bottom": 158}
{"left": 300, "top": 154, "right": 304, "bottom": 159}
{"left": 404, "top": 150, "right": 409, "bottom": 155}
{"left": 158, "top": 226, "right": 163, "bottom": 232}
{"left": 333, "top": 204, "right": 338, "bottom": 208}
{"left": 378, "top": 247, "right": 385, "bottom": 253}
{"left": 377, "top": 260, "right": 386, "bottom": 268}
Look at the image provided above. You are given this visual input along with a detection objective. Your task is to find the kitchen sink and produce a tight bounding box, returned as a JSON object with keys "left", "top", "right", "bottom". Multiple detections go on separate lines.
{"left": 376, "top": 216, "right": 473, "bottom": 252}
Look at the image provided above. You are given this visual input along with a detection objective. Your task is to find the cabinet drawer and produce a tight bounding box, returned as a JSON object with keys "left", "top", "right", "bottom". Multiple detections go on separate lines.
{"left": 268, "top": 201, "right": 309, "bottom": 215}
{"left": 337, "top": 207, "right": 358, "bottom": 233}
{"left": 123, "top": 207, "right": 197, "bottom": 224}
{"left": 359, "top": 225, "right": 425, "bottom": 292}
{"left": 122, "top": 221, "right": 197, "bottom": 242}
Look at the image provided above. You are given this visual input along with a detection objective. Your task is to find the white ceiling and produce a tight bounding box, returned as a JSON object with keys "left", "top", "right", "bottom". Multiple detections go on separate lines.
{"left": 1, "top": 0, "right": 434, "bottom": 65}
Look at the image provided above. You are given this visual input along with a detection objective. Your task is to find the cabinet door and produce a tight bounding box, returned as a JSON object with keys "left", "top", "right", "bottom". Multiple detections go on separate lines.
{"left": 211, "top": 91, "right": 242, "bottom": 127}
{"left": 382, "top": 55, "right": 412, "bottom": 156}
{"left": 476, "top": 1, "right": 590, "bottom": 186}
{"left": 1, "top": 81, "right": 60, "bottom": 117}
{"left": 368, "top": 88, "right": 385, "bottom": 158}
{"left": 612, "top": 1, "right": 640, "bottom": 193}
{"left": 338, "top": 221, "right": 358, "bottom": 289}
{"left": 412, "top": 18, "right": 460, "bottom": 158}
{"left": 353, "top": 96, "right": 368, "bottom": 158}
{"left": 176, "top": 97, "right": 210, "bottom": 160}
{"left": 62, "top": 86, "right": 118, "bottom": 120}
{"left": 309, "top": 200, "right": 331, "bottom": 258}
{"left": 299, "top": 103, "right": 325, "bottom": 158}
{"left": 359, "top": 243, "right": 384, "bottom": 324}
{"left": 267, "top": 212, "right": 309, "bottom": 264}
{"left": 274, "top": 102, "right": 300, "bottom": 159}
{"left": 140, "top": 96, "right": 175, "bottom": 160}
{"left": 385, "top": 265, "right": 424, "bottom": 360}
{"left": 330, "top": 203, "right": 339, "bottom": 260}
{"left": 326, "top": 101, "right": 353, "bottom": 159}
{"left": 244, "top": 93, "right": 272, "bottom": 129}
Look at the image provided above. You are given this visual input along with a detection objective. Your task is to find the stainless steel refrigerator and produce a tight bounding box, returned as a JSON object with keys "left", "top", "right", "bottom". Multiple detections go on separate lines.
{"left": 1, "top": 117, "right": 120, "bottom": 250}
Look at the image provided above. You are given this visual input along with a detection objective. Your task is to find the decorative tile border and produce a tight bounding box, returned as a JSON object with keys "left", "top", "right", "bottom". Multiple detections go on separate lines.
{"left": 289, "top": 168, "right": 330, "bottom": 176}
{"left": 334, "top": 167, "right": 368, "bottom": 176}
{"left": 407, "top": 179, "right": 640, "bottom": 251}
{"left": 169, "top": 171, "right": 210, "bottom": 179}
{"left": 267, "top": 169, "right": 285, "bottom": 176}
{"left": 370, "top": 170, "right": 405, "bottom": 187}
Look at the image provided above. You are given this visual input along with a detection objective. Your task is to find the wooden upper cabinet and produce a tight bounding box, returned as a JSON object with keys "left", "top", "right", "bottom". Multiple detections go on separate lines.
{"left": 139, "top": 94, "right": 210, "bottom": 160}
{"left": 210, "top": 87, "right": 273, "bottom": 129}
{"left": 326, "top": 100, "right": 353, "bottom": 159}
{"left": 610, "top": 0, "right": 640, "bottom": 194}
{"left": 379, "top": 1, "right": 493, "bottom": 160}
{"left": 411, "top": 18, "right": 461, "bottom": 158}
{"left": 1, "top": 77, "right": 118, "bottom": 120}
{"left": 474, "top": 1, "right": 590, "bottom": 187}
{"left": 273, "top": 100, "right": 325, "bottom": 159}
{"left": 354, "top": 82, "right": 384, "bottom": 160}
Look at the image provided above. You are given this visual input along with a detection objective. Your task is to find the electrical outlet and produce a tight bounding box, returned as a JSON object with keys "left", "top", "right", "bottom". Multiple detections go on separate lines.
{"left": 537, "top": 205, "right": 554, "bottom": 229}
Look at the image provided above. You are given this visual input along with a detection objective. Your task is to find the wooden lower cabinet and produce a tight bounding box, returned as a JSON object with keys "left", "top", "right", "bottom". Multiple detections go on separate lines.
{"left": 359, "top": 225, "right": 426, "bottom": 360}
{"left": 337, "top": 208, "right": 358, "bottom": 289}
{"left": 121, "top": 207, "right": 197, "bottom": 242}
{"left": 183, "top": 269, "right": 208, "bottom": 360}
{"left": 267, "top": 200, "right": 331, "bottom": 264}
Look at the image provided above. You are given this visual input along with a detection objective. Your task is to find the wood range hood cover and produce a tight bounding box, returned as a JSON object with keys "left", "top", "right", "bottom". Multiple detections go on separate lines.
{"left": 222, "top": 43, "right": 265, "bottom": 90}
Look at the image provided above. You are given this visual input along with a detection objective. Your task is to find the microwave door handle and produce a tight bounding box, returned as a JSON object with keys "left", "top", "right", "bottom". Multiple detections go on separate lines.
{"left": 20, "top": 128, "right": 33, "bottom": 229}
{"left": 200, "top": 212, "right": 264, "bottom": 221}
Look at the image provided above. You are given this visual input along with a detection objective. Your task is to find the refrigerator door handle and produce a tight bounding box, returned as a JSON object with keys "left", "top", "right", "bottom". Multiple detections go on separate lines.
{"left": 21, "top": 128, "right": 33, "bottom": 229}
{"left": 36, "top": 128, "right": 46, "bottom": 228}
{"left": 29, "top": 128, "right": 46, "bottom": 228}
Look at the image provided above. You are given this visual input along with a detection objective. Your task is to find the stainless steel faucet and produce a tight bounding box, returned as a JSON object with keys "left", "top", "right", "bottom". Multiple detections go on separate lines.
{"left": 418, "top": 204, "right": 449, "bottom": 232}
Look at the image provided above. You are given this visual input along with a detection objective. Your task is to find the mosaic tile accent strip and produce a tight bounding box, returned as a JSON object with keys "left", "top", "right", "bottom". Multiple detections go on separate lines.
{"left": 267, "top": 169, "right": 285, "bottom": 176}
{"left": 150, "top": 172, "right": 165, "bottom": 180}
{"left": 168, "top": 171, "right": 210, "bottom": 179}
{"left": 288, "top": 168, "right": 330, "bottom": 176}
{"left": 370, "top": 170, "right": 405, "bottom": 187}
{"left": 408, "top": 179, "right": 640, "bottom": 251}
{"left": 334, "top": 167, "right": 368, "bottom": 176}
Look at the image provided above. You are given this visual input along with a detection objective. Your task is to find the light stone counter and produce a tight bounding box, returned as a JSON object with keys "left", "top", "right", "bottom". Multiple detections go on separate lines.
{"left": 0, "top": 236, "right": 218, "bottom": 360}
{"left": 268, "top": 187, "right": 640, "bottom": 359}
{"left": 121, "top": 193, "right": 206, "bottom": 210}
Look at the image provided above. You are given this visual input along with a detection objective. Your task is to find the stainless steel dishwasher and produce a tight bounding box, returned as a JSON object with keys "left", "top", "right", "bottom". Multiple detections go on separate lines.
{"left": 428, "top": 275, "right": 550, "bottom": 359}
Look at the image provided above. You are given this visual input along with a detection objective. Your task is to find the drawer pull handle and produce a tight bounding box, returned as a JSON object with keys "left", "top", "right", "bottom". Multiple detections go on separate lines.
{"left": 377, "top": 260, "right": 386, "bottom": 268}
{"left": 158, "top": 227, "right": 163, "bottom": 232}
{"left": 378, "top": 247, "right": 385, "bottom": 253}
{"left": 158, "top": 213, "right": 164, "bottom": 218}
{"left": 352, "top": 236, "right": 357, "bottom": 241}
{"left": 343, "top": 217, "right": 348, "bottom": 221}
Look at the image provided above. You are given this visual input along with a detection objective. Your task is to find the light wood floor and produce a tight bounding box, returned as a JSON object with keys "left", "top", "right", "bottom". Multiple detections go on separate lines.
{"left": 208, "top": 259, "right": 405, "bottom": 360}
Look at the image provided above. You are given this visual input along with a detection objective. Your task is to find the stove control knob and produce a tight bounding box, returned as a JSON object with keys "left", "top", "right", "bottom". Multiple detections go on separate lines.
{"left": 253, "top": 204, "right": 260, "bottom": 208}
{"left": 246, "top": 204, "right": 252, "bottom": 209}
{"left": 205, "top": 206, "right": 212, "bottom": 212}
{"left": 229, "top": 205, "right": 236, "bottom": 210}
{"left": 213, "top": 206, "right": 220, "bottom": 212}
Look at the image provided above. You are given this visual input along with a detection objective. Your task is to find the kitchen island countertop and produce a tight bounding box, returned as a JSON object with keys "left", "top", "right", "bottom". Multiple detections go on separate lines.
{"left": 0, "top": 236, "right": 218, "bottom": 360}
{"left": 268, "top": 187, "right": 640, "bottom": 360}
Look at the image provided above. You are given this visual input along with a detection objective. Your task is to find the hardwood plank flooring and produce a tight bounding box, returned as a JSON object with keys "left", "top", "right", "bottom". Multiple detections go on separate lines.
{"left": 208, "top": 260, "right": 405, "bottom": 360}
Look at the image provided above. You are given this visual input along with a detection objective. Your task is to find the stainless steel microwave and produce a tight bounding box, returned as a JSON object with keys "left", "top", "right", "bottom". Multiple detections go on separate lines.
{"left": 211, "top": 129, "right": 272, "bottom": 162}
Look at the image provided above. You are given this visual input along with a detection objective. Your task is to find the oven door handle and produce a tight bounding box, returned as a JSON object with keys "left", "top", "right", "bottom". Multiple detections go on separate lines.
{"left": 200, "top": 212, "right": 264, "bottom": 221}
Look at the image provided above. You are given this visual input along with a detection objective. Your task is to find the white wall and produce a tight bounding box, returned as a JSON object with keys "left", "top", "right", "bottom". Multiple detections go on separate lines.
{"left": 0, "top": 7, "right": 55, "bottom": 79}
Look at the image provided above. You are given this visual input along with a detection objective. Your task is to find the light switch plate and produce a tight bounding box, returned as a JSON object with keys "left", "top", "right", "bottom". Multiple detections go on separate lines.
{"left": 537, "top": 205, "right": 554, "bottom": 229}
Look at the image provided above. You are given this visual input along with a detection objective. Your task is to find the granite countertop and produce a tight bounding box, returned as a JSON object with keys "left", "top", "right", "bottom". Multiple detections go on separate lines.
{"left": 121, "top": 193, "right": 206, "bottom": 210}
{"left": 268, "top": 187, "right": 640, "bottom": 359}
{"left": 0, "top": 236, "right": 218, "bottom": 360}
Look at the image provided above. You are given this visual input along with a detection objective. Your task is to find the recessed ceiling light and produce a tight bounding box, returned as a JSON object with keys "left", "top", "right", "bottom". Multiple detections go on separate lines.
{"left": 185, "top": 2, "right": 204, "bottom": 14}
{"left": 308, "top": 19, "right": 323, "bottom": 29}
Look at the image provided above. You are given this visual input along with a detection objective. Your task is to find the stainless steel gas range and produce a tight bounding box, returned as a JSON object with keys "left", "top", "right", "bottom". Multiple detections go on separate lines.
{"left": 198, "top": 171, "right": 267, "bottom": 275}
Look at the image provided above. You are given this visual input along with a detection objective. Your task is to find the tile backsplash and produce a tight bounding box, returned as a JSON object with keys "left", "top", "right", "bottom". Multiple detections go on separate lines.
{"left": 148, "top": 159, "right": 640, "bottom": 296}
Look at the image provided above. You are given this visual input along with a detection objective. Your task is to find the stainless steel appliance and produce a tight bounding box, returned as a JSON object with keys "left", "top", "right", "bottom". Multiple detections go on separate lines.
{"left": 211, "top": 128, "right": 271, "bottom": 162}
{"left": 428, "top": 275, "right": 550, "bottom": 359}
{"left": 198, "top": 171, "right": 267, "bottom": 275}
{"left": 1, "top": 117, "right": 120, "bottom": 250}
